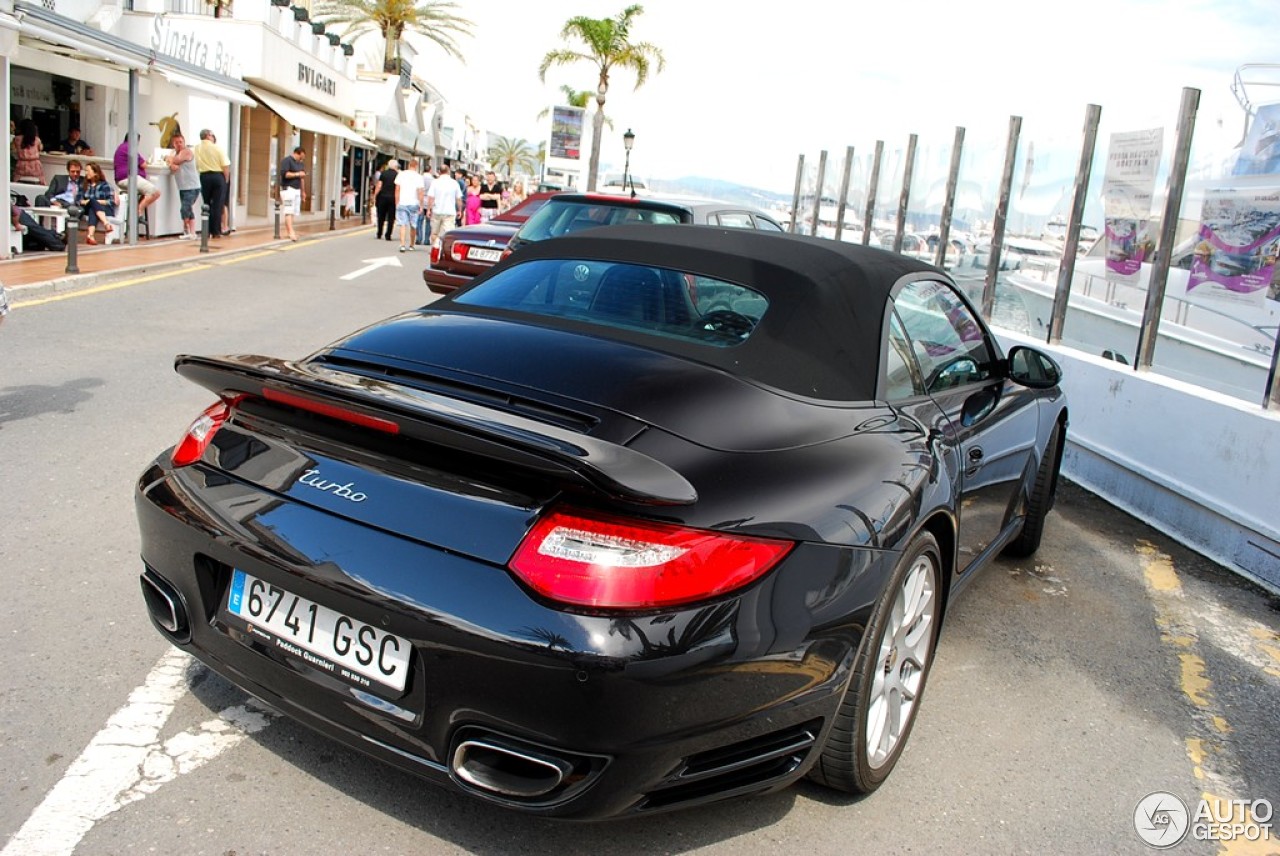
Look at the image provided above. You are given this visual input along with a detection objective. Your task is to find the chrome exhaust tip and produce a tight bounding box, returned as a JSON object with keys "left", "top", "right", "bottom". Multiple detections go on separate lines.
{"left": 140, "top": 569, "right": 190, "bottom": 641}
{"left": 451, "top": 737, "right": 576, "bottom": 799}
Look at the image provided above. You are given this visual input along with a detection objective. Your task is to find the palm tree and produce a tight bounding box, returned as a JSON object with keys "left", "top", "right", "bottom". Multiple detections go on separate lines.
{"left": 538, "top": 4, "right": 664, "bottom": 191}
{"left": 536, "top": 84, "right": 614, "bottom": 134}
{"left": 488, "top": 135, "right": 539, "bottom": 178}
{"left": 313, "top": 0, "right": 473, "bottom": 74}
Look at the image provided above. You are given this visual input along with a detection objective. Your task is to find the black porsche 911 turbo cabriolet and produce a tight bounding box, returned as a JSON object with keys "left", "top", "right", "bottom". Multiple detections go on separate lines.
{"left": 135, "top": 224, "right": 1067, "bottom": 820}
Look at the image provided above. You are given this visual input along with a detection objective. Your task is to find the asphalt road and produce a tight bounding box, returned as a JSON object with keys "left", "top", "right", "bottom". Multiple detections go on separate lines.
{"left": 1, "top": 232, "right": 1276, "bottom": 855}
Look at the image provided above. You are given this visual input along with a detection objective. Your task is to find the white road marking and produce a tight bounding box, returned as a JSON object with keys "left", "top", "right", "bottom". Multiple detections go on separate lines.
{"left": 339, "top": 256, "right": 403, "bottom": 280}
{"left": 2, "top": 647, "right": 277, "bottom": 856}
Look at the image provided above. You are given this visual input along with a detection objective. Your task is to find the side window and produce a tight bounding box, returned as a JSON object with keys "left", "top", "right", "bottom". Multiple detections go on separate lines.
{"left": 894, "top": 280, "right": 994, "bottom": 393}
{"left": 715, "top": 211, "right": 755, "bottom": 229}
{"left": 754, "top": 216, "right": 784, "bottom": 231}
{"left": 884, "top": 313, "right": 924, "bottom": 399}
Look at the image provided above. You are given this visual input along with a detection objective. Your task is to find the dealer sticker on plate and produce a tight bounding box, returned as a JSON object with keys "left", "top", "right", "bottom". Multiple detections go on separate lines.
{"left": 227, "top": 569, "right": 410, "bottom": 693}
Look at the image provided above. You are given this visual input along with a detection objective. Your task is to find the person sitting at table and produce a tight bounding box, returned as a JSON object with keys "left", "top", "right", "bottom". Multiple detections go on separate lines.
{"left": 36, "top": 159, "right": 85, "bottom": 208}
{"left": 113, "top": 133, "right": 161, "bottom": 223}
{"left": 57, "top": 127, "right": 94, "bottom": 156}
{"left": 10, "top": 203, "right": 65, "bottom": 252}
{"left": 78, "top": 162, "right": 119, "bottom": 245}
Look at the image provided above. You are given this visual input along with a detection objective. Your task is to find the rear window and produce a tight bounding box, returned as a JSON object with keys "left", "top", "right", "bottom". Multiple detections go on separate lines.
{"left": 515, "top": 200, "right": 688, "bottom": 243}
{"left": 453, "top": 259, "right": 768, "bottom": 347}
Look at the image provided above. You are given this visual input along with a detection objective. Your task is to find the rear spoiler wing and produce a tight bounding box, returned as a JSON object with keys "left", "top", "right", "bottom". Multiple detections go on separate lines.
{"left": 175, "top": 354, "right": 697, "bottom": 506}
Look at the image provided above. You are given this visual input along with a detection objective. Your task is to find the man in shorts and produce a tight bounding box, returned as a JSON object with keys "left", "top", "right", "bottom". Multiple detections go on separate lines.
{"left": 113, "top": 134, "right": 161, "bottom": 229}
{"left": 278, "top": 145, "right": 307, "bottom": 242}
{"left": 393, "top": 158, "right": 424, "bottom": 252}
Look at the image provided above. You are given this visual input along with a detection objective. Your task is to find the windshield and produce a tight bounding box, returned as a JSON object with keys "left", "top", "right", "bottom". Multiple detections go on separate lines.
{"left": 514, "top": 200, "right": 688, "bottom": 243}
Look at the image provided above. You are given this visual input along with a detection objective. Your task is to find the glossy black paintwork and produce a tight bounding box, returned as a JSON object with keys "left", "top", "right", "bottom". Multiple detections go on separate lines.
{"left": 135, "top": 232, "right": 1067, "bottom": 819}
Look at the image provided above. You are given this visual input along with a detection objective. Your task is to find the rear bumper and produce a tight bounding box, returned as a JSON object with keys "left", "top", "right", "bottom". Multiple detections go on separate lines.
{"left": 423, "top": 266, "right": 474, "bottom": 294}
{"left": 135, "top": 460, "right": 883, "bottom": 819}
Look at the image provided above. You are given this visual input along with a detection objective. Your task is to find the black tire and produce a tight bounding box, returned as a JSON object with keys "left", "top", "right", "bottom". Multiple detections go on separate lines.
{"left": 1003, "top": 422, "right": 1064, "bottom": 558}
{"left": 809, "top": 531, "right": 942, "bottom": 794}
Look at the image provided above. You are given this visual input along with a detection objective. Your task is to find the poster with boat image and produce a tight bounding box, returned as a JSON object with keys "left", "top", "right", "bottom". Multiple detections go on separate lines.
{"left": 1187, "top": 187, "right": 1280, "bottom": 309}
{"left": 1103, "top": 129, "right": 1162, "bottom": 284}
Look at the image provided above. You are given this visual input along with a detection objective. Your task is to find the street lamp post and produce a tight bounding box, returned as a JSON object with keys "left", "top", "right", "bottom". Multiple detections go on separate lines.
{"left": 622, "top": 128, "right": 636, "bottom": 198}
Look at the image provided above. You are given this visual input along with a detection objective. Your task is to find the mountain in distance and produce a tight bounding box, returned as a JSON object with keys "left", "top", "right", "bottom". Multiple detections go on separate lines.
{"left": 645, "top": 175, "right": 792, "bottom": 210}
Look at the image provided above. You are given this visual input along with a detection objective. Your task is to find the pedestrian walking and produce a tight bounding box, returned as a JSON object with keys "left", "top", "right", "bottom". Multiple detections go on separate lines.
{"left": 278, "top": 145, "right": 307, "bottom": 242}
{"left": 427, "top": 163, "right": 463, "bottom": 257}
{"left": 372, "top": 159, "right": 399, "bottom": 241}
{"left": 394, "top": 158, "right": 424, "bottom": 252}
{"left": 417, "top": 166, "right": 434, "bottom": 247}
{"left": 194, "top": 129, "right": 230, "bottom": 238}
{"left": 479, "top": 171, "right": 504, "bottom": 222}
{"left": 464, "top": 175, "right": 483, "bottom": 226}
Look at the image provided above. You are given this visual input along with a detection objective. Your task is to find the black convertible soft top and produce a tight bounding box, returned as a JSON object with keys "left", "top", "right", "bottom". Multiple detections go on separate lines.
{"left": 445, "top": 223, "right": 947, "bottom": 402}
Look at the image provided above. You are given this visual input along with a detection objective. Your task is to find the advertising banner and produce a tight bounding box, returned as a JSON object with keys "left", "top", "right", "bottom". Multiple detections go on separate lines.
{"left": 1232, "top": 103, "right": 1280, "bottom": 177}
{"left": 549, "top": 106, "right": 584, "bottom": 160}
{"left": 1187, "top": 187, "right": 1280, "bottom": 309}
{"left": 1102, "top": 129, "right": 1163, "bottom": 283}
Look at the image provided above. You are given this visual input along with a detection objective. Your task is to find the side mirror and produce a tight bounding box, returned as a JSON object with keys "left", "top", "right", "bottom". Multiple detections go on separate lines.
{"left": 1007, "top": 345, "right": 1062, "bottom": 389}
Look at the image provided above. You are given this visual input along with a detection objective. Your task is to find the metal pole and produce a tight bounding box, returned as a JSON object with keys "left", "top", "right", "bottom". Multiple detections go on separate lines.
{"left": 1265, "top": 326, "right": 1280, "bottom": 410}
{"left": 936, "top": 126, "right": 965, "bottom": 270}
{"left": 1048, "top": 103, "right": 1102, "bottom": 345}
{"left": 893, "top": 134, "right": 918, "bottom": 254}
{"left": 199, "top": 203, "right": 210, "bottom": 254}
{"left": 64, "top": 206, "right": 81, "bottom": 274}
{"left": 1136, "top": 88, "right": 1200, "bottom": 372}
{"left": 788, "top": 154, "right": 805, "bottom": 234}
{"left": 834, "top": 145, "right": 854, "bottom": 242}
{"left": 984, "top": 116, "right": 1022, "bottom": 320}
{"left": 273, "top": 194, "right": 281, "bottom": 240}
{"left": 864, "top": 141, "right": 883, "bottom": 247}
{"left": 127, "top": 69, "right": 138, "bottom": 247}
{"left": 810, "top": 150, "right": 828, "bottom": 239}
{"left": 227, "top": 104, "right": 241, "bottom": 234}
{"left": 329, "top": 199, "right": 336, "bottom": 230}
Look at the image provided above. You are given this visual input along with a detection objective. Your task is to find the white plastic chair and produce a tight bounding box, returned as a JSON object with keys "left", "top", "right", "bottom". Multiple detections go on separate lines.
{"left": 103, "top": 194, "right": 126, "bottom": 246}
{"left": 8, "top": 224, "right": 23, "bottom": 256}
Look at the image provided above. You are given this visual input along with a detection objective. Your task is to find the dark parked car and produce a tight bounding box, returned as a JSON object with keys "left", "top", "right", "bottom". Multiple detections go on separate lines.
{"left": 426, "top": 192, "right": 783, "bottom": 295}
{"left": 136, "top": 225, "right": 1067, "bottom": 820}
{"left": 422, "top": 191, "right": 561, "bottom": 294}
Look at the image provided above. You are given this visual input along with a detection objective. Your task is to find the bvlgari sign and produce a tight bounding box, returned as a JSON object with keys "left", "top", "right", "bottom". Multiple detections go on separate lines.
{"left": 298, "top": 64, "right": 337, "bottom": 97}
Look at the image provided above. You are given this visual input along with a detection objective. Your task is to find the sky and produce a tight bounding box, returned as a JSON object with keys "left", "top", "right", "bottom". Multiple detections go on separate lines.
{"left": 394, "top": 0, "right": 1276, "bottom": 195}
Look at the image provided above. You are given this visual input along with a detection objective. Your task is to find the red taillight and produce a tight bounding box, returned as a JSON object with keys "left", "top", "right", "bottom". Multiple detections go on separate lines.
{"left": 450, "top": 243, "right": 464, "bottom": 262}
{"left": 171, "top": 400, "right": 231, "bottom": 466}
{"left": 509, "top": 508, "right": 794, "bottom": 610}
{"left": 500, "top": 248, "right": 513, "bottom": 261}
{"left": 262, "top": 387, "right": 400, "bottom": 434}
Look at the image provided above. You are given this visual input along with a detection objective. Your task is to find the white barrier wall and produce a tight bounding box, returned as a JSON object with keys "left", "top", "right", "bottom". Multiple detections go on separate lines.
{"left": 997, "top": 330, "right": 1280, "bottom": 594}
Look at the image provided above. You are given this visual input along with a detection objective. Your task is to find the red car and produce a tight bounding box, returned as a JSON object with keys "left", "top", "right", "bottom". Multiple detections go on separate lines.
{"left": 423, "top": 191, "right": 560, "bottom": 294}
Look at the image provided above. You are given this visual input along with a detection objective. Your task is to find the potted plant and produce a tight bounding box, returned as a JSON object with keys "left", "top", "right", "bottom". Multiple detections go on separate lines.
{"left": 290, "top": 5, "right": 308, "bottom": 21}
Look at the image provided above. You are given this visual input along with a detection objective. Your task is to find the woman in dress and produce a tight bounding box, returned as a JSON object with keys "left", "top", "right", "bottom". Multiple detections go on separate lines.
{"left": 464, "top": 175, "right": 483, "bottom": 226}
{"left": 11, "top": 119, "right": 44, "bottom": 184}
{"left": 78, "top": 162, "right": 119, "bottom": 244}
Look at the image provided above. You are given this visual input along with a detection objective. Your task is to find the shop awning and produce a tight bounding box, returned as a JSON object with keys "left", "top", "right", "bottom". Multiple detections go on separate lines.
{"left": 160, "top": 69, "right": 254, "bottom": 107}
{"left": 249, "top": 87, "right": 372, "bottom": 148}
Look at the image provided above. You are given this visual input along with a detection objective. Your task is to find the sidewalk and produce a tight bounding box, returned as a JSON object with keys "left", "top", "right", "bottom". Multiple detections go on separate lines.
{"left": 2, "top": 214, "right": 371, "bottom": 303}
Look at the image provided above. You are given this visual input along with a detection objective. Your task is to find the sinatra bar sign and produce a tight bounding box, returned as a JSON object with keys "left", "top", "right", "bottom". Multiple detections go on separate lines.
{"left": 151, "top": 17, "right": 236, "bottom": 76}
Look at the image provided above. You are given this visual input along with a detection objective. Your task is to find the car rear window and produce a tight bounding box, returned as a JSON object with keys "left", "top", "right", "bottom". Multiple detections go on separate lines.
{"left": 515, "top": 200, "right": 688, "bottom": 243}
{"left": 453, "top": 259, "right": 768, "bottom": 347}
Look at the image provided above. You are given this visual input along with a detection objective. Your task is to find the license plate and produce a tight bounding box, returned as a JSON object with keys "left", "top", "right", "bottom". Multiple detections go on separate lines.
{"left": 227, "top": 570, "right": 410, "bottom": 693}
{"left": 467, "top": 247, "right": 502, "bottom": 263}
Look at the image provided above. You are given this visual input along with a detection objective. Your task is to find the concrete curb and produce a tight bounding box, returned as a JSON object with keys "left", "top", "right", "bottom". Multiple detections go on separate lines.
{"left": 6, "top": 224, "right": 366, "bottom": 304}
